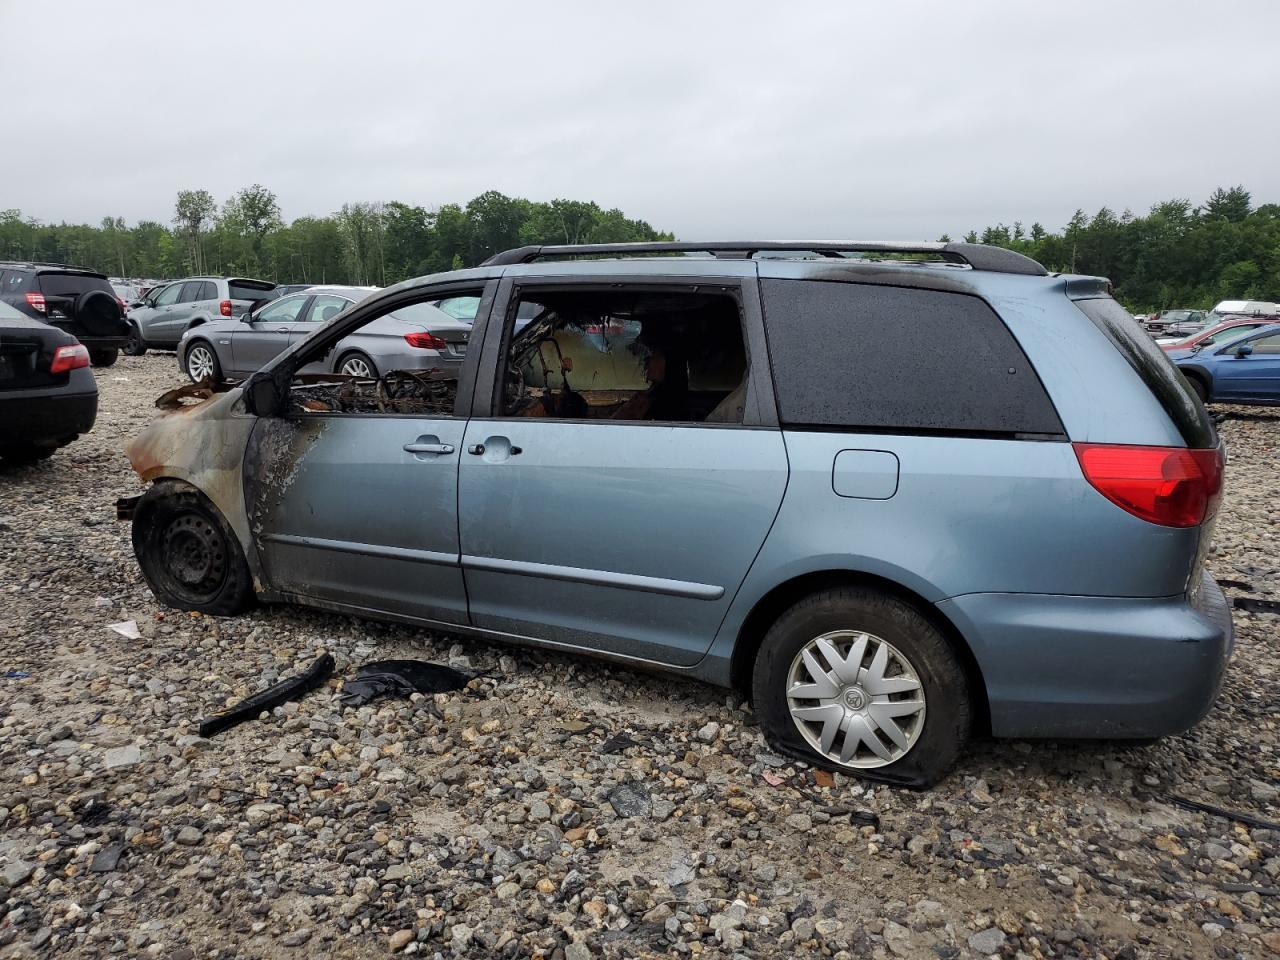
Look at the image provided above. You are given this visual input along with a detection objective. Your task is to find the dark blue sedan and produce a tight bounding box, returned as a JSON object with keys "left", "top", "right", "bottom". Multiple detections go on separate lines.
{"left": 1172, "top": 323, "right": 1280, "bottom": 406}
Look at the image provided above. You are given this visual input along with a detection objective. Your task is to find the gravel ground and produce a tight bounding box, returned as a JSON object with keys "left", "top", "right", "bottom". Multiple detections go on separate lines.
{"left": 1, "top": 353, "right": 1277, "bottom": 960}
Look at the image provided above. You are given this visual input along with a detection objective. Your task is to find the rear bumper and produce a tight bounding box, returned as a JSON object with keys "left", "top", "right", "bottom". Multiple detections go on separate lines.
{"left": 44, "top": 319, "right": 127, "bottom": 350}
{"left": 0, "top": 376, "right": 98, "bottom": 447}
{"left": 937, "top": 569, "right": 1234, "bottom": 739}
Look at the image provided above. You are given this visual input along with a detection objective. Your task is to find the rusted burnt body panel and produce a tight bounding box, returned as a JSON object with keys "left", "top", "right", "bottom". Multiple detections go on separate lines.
{"left": 241, "top": 415, "right": 328, "bottom": 548}
{"left": 123, "top": 386, "right": 258, "bottom": 563}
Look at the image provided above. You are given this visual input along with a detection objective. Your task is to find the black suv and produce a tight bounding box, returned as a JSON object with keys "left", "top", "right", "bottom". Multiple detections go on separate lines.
{"left": 0, "top": 262, "right": 131, "bottom": 366}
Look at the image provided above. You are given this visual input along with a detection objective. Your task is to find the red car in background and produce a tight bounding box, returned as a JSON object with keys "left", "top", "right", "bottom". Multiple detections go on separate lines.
{"left": 1159, "top": 316, "right": 1279, "bottom": 352}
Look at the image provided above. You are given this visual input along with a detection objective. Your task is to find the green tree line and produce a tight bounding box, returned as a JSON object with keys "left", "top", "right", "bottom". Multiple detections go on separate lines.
{"left": 949, "top": 186, "right": 1280, "bottom": 312}
{"left": 0, "top": 186, "right": 671, "bottom": 288}
{"left": 3, "top": 184, "right": 1277, "bottom": 312}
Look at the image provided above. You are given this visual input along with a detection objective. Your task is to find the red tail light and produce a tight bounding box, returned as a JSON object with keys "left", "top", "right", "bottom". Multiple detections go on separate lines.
{"left": 1073, "top": 443, "right": 1224, "bottom": 528}
{"left": 50, "top": 344, "right": 91, "bottom": 374}
{"left": 219, "top": 299, "right": 233, "bottom": 317}
{"left": 404, "top": 331, "right": 448, "bottom": 349}
{"left": 25, "top": 292, "right": 46, "bottom": 313}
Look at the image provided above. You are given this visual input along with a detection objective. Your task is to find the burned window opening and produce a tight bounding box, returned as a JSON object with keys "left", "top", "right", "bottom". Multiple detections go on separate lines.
{"left": 284, "top": 370, "right": 458, "bottom": 417}
{"left": 501, "top": 289, "right": 749, "bottom": 424}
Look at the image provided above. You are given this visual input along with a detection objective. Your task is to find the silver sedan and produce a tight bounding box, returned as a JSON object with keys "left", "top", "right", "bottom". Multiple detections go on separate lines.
{"left": 177, "top": 285, "right": 472, "bottom": 383}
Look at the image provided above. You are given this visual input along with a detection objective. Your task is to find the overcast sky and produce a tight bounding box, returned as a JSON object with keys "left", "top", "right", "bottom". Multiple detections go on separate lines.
{"left": 4, "top": 0, "right": 1278, "bottom": 240}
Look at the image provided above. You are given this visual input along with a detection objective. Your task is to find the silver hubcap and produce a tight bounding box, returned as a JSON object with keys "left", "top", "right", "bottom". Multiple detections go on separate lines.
{"left": 340, "top": 356, "right": 372, "bottom": 377}
{"left": 786, "top": 630, "right": 926, "bottom": 768}
{"left": 187, "top": 345, "right": 215, "bottom": 382}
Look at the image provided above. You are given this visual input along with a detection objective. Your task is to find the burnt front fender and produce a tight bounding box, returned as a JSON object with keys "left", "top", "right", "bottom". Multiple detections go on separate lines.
{"left": 123, "top": 385, "right": 258, "bottom": 569}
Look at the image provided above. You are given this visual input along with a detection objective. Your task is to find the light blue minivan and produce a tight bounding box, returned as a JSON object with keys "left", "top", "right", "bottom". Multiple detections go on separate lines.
{"left": 120, "top": 242, "right": 1233, "bottom": 787}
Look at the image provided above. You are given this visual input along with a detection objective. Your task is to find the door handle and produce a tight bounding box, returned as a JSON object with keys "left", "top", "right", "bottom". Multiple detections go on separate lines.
{"left": 469, "top": 437, "right": 522, "bottom": 459}
{"left": 404, "top": 442, "right": 454, "bottom": 455}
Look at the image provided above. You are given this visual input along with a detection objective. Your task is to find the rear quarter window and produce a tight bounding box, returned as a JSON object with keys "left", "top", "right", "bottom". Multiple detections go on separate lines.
{"left": 760, "top": 279, "right": 1062, "bottom": 436}
{"left": 1, "top": 270, "right": 33, "bottom": 295}
{"left": 1073, "top": 296, "right": 1215, "bottom": 448}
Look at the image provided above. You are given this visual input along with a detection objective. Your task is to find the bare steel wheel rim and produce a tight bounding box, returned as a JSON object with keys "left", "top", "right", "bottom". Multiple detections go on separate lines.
{"left": 187, "top": 345, "right": 215, "bottom": 381}
{"left": 340, "top": 355, "right": 372, "bottom": 377}
{"left": 786, "top": 629, "right": 926, "bottom": 768}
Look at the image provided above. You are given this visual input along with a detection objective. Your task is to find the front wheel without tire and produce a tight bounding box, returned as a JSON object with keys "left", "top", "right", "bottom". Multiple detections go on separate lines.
{"left": 751, "top": 587, "right": 970, "bottom": 788}
{"left": 131, "top": 481, "right": 254, "bottom": 615}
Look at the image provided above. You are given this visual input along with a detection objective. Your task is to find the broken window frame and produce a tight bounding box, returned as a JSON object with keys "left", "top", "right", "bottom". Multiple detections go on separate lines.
{"left": 247, "top": 277, "right": 502, "bottom": 421}
{"left": 473, "top": 275, "right": 779, "bottom": 430}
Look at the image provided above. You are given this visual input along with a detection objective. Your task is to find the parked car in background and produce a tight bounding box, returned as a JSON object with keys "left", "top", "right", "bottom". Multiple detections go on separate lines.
{"left": 1206, "top": 300, "right": 1278, "bottom": 324}
{"left": 121, "top": 240, "right": 1232, "bottom": 788}
{"left": 1158, "top": 316, "right": 1275, "bottom": 352}
{"left": 125, "top": 277, "right": 279, "bottom": 355}
{"left": 112, "top": 280, "right": 142, "bottom": 306}
{"left": 176, "top": 285, "right": 471, "bottom": 383}
{"left": 1145, "top": 309, "right": 1206, "bottom": 337}
{"left": 0, "top": 300, "right": 97, "bottom": 463}
{"left": 274, "top": 284, "right": 314, "bottom": 297}
{"left": 1171, "top": 323, "right": 1280, "bottom": 405}
{"left": 0, "top": 262, "right": 130, "bottom": 366}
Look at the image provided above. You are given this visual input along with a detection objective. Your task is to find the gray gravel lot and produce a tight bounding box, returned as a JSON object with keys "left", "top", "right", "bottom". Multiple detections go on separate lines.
{"left": 1, "top": 354, "right": 1277, "bottom": 959}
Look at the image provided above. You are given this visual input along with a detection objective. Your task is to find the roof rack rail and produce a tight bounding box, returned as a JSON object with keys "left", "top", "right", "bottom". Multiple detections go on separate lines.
{"left": 0, "top": 259, "right": 95, "bottom": 271}
{"left": 480, "top": 241, "right": 1048, "bottom": 276}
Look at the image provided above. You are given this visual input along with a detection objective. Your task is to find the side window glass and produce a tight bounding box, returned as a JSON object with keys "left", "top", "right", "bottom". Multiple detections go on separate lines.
{"left": 499, "top": 288, "right": 748, "bottom": 424}
{"left": 764, "top": 280, "right": 1063, "bottom": 435}
{"left": 1, "top": 270, "right": 30, "bottom": 295}
{"left": 154, "top": 283, "right": 183, "bottom": 307}
{"left": 429, "top": 295, "right": 481, "bottom": 322}
{"left": 1250, "top": 333, "right": 1280, "bottom": 355}
{"left": 284, "top": 289, "right": 484, "bottom": 417}
{"left": 256, "top": 296, "right": 308, "bottom": 323}
{"left": 306, "top": 295, "right": 350, "bottom": 324}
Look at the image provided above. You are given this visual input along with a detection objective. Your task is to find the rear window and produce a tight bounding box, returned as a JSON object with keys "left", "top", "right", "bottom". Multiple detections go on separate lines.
{"left": 37, "top": 272, "right": 113, "bottom": 297}
{"left": 760, "top": 280, "right": 1062, "bottom": 436}
{"left": 1074, "top": 296, "right": 1215, "bottom": 448}
{"left": 0, "top": 270, "right": 32, "bottom": 295}
{"left": 229, "top": 282, "right": 278, "bottom": 304}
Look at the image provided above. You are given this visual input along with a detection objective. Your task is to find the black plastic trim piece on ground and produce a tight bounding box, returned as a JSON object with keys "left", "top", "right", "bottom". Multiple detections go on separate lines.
{"left": 1159, "top": 793, "right": 1280, "bottom": 832}
{"left": 198, "top": 653, "right": 335, "bottom": 738}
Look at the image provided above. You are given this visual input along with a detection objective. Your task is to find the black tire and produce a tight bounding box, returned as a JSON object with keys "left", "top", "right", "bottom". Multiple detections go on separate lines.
{"left": 75, "top": 290, "right": 126, "bottom": 337}
{"left": 89, "top": 348, "right": 118, "bottom": 368}
{"left": 751, "top": 587, "right": 971, "bottom": 789}
{"left": 336, "top": 350, "right": 378, "bottom": 379}
{"left": 183, "top": 340, "right": 222, "bottom": 384}
{"left": 1187, "top": 374, "right": 1208, "bottom": 403}
{"left": 131, "top": 480, "right": 255, "bottom": 616}
{"left": 122, "top": 324, "right": 147, "bottom": 356}
{"left": 0, "top": 445, "right": 56, "bottom": 465}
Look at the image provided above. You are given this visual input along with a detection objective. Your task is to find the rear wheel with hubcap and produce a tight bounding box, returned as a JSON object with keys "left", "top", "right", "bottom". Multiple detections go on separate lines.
{"left": 184, "top": 341, "right": 221, "bottom": 383}
{"left": 337, "top": 351, "right": 377, "bottom": 378}
{"left": 752, "top": 586, "right": 970, "bottom": 788}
